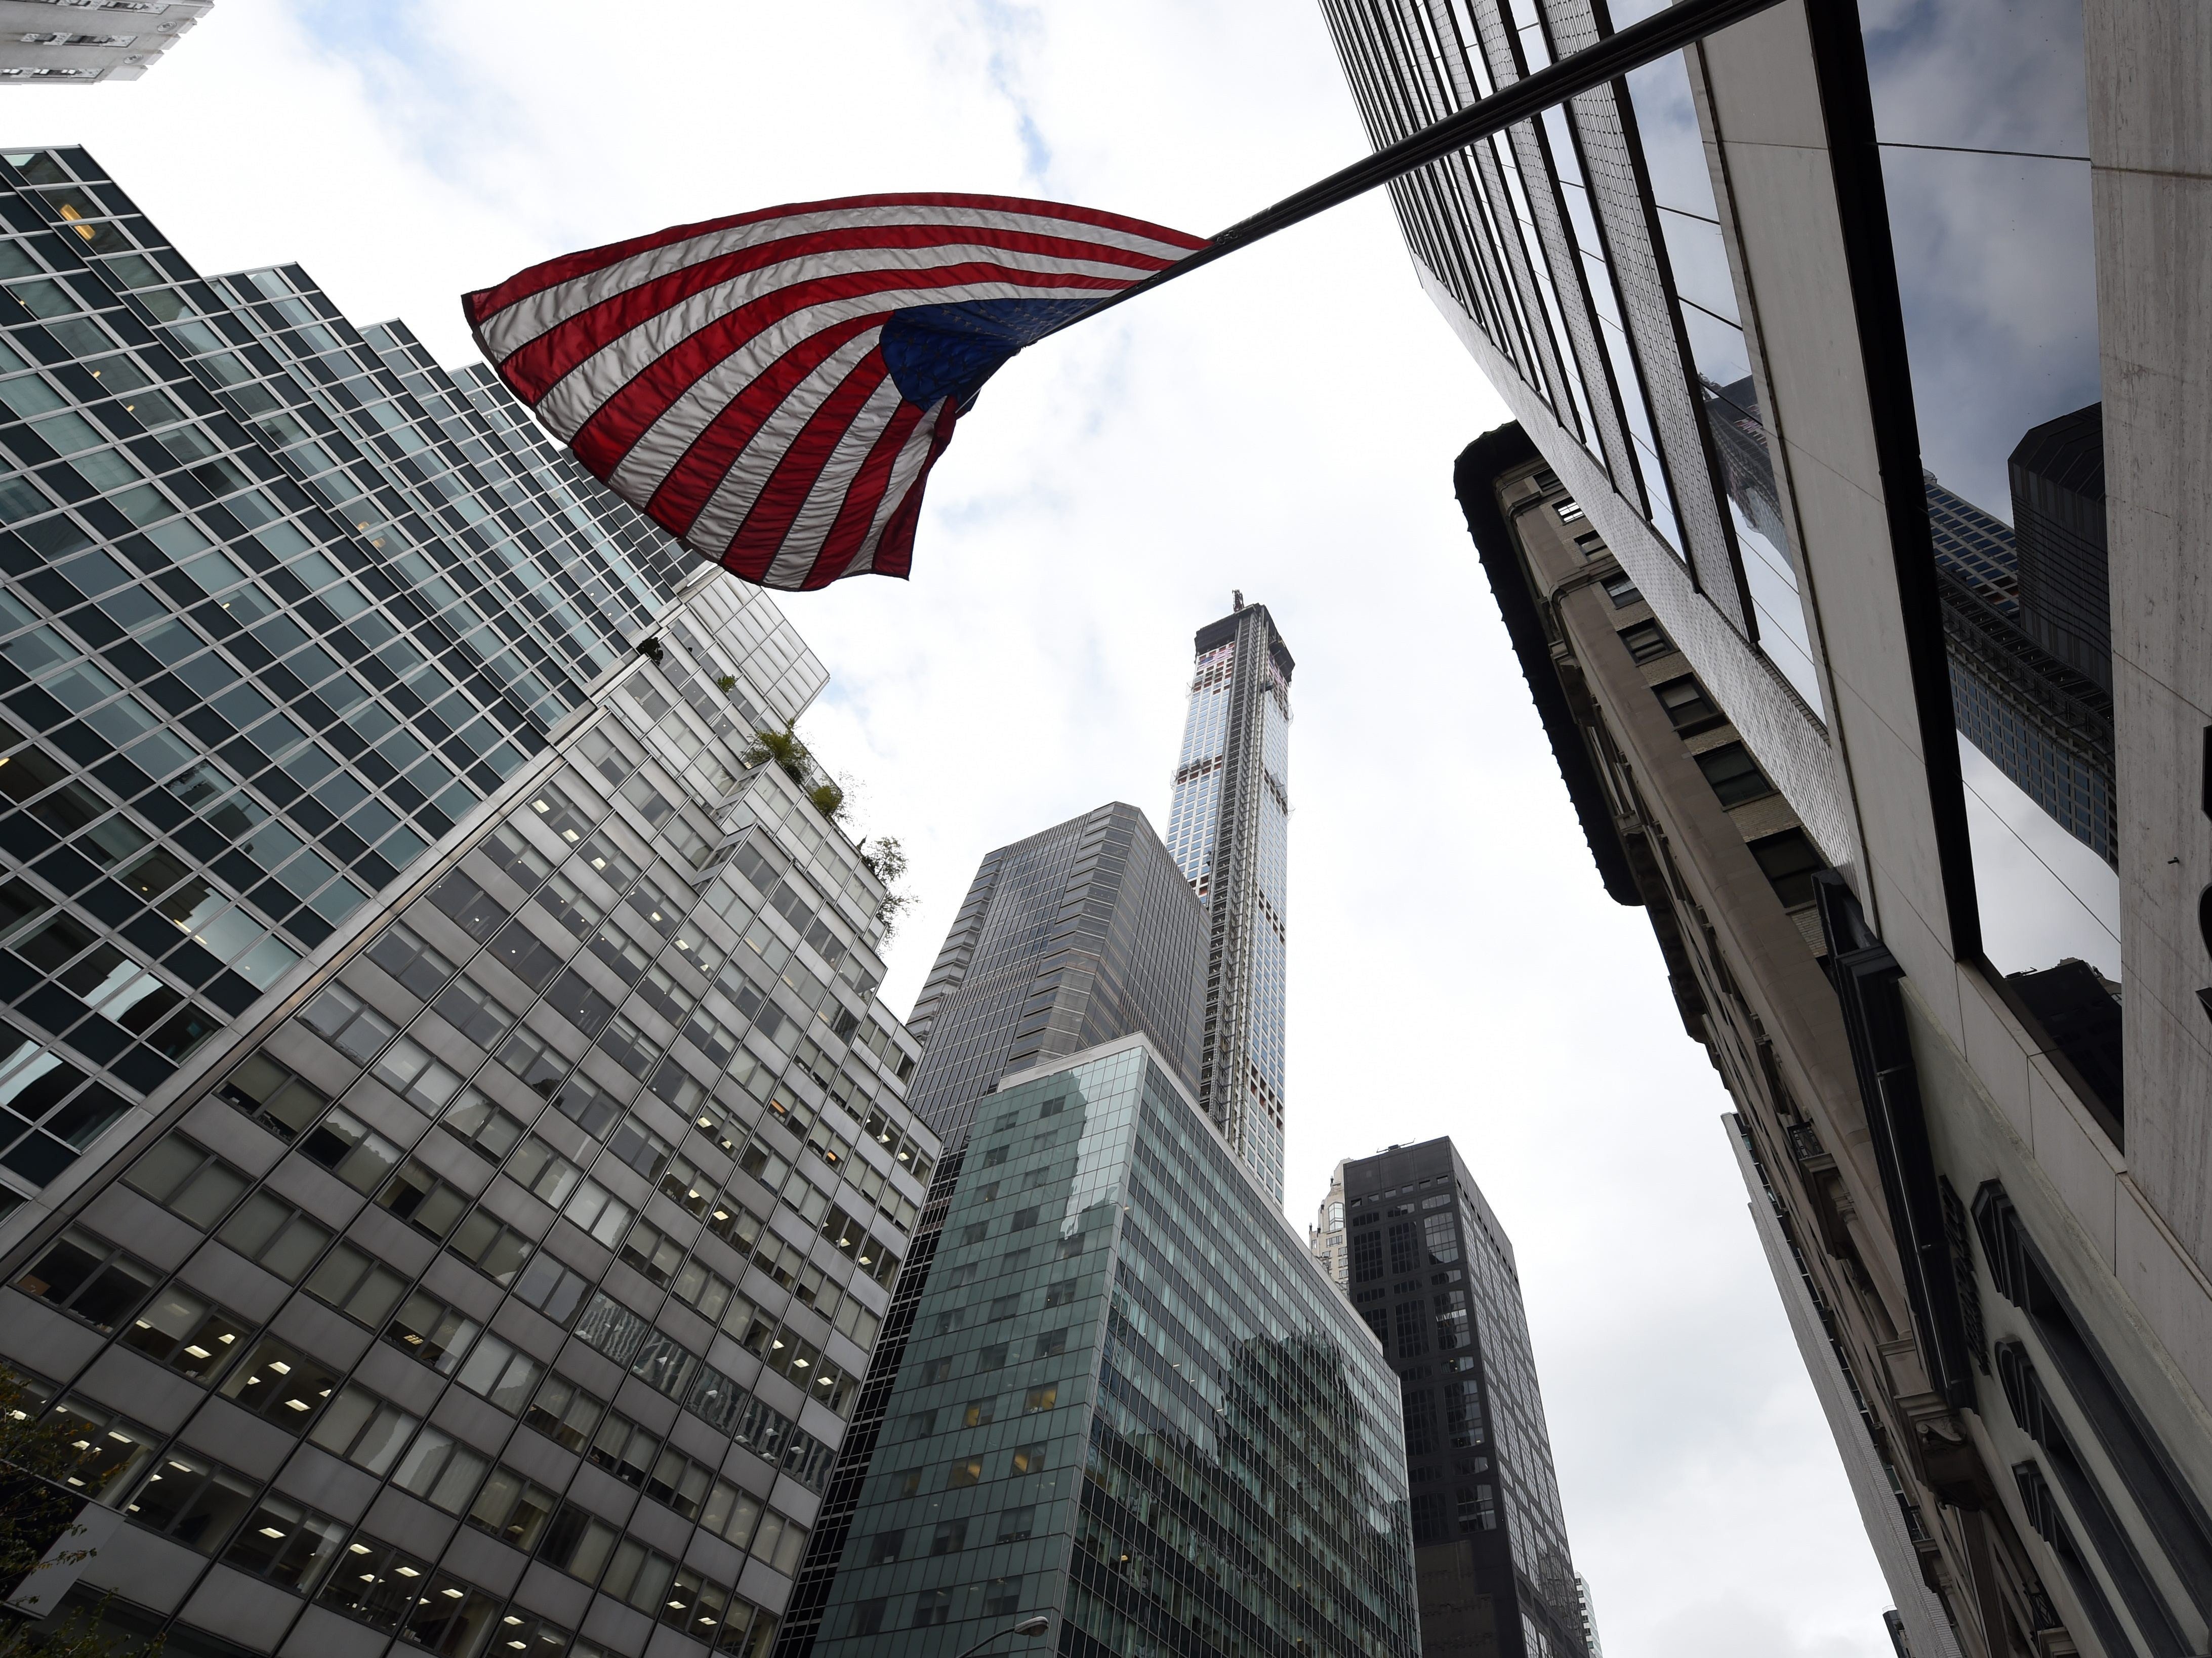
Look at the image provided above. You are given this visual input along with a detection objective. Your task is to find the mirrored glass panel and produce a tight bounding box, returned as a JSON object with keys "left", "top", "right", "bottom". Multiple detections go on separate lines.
{"left": 1616, "top": 44, "right": 1825, "bottom": 715}
{"left": 1865, "top": 0, "right": 2119, "bottom": 1124}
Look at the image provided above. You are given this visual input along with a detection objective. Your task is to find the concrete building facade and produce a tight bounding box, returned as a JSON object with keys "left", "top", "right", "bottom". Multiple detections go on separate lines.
{"left": 1317, "top": 1, "right": 2212, "bottom": 1650}
{"left": 1342, "top": 1138, "right": 1585, "bottom": 1658}
{"left": 0, "top": 145, "right": 936, "bottom": 1658}
{"left": 0, "top": 4, "right": 212, "bottom": 84}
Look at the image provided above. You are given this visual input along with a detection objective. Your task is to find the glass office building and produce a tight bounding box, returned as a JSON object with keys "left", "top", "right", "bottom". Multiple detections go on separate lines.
{"left": 905, "top": 803, "right": 1207, "bottom": 1148}
{"left": 0, "top": 144, "right": 939, "bottom": 1658}
{"left": 775, "top": 803, "right": 1205, "bottom": 1658}
{"left": 1160, "top": 602, "right": 1291, "bottom": 1204}
{"left": 1922, "top": 474, "right": 2115, "bottom": 866}
{"left": 807, "top": 1035, "right": 1419, "bottom": 1658}
{"left": 0, "top": 140, "right": 789, "bottom": 1207}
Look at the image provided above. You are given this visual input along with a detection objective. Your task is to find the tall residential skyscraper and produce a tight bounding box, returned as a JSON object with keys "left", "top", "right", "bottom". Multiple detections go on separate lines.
{"left": 1325, "top": 0, "right": 2212, "bottom": 1646}
{"left": 775, "top": 804, "right": 1205, "bottom": 1658}
{"left": 0, "top": 145, "right": 938, "bottom": 1658}
{"left": 1342, "top": 1138, "right": 1586, "bottom": 1658}
{"left": 1161, "top": 597, "right": 1291, "bottom": 1203}
{"left": 805, "top": 1032, "right": 1420, "bottom": 1658}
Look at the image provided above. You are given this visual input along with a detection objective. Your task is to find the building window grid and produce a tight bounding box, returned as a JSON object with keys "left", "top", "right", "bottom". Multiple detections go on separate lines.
{"left": 1408, "top": 6, "right": 1571, "bottom": 422}
{"left": 831, "top": 1048, "right": 1414, "bottom": 1658}
{"left": 0, "top": 152, "right": 933, "bottom": 1653}
{"left": 214, "top": 277, "right": 641, "bottom": 695}
{"left": 0, "top": 143, "right": 854, "bottom": 1198}
{"left": 1324, "top": 0, "right": 1536, "bottom": 386}
{"left": 1405, "top": 0, "right": 1577, "bottom": 428}
{"left": 5, "top": 671, "right": 936, "bottom": 1658}
{"left": 1349, "top": 0, "right": 1695, "bottom": 548}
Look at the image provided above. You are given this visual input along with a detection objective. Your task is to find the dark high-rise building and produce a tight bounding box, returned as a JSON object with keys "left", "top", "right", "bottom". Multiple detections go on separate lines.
{"left": 1161, "top": 600, "right": 1291, "bottom": 1203}
{"left": 775, "top": 804, "right": 1205, "bottom": 1658}
{"left": 0, "top": 145, "right": 939, "bottom": 1658}
{"left": 2009, "top": 403, "right": 2110, "bottom": 694}
{"left": 1703, "top": 369, "right": 2116, "bottom": 865}
{"left": 1340, "top": 1139, "right": 1584, "bottom": 1658}
{"left": 805, "top": 1031, "right": 1420, "bottom": 1658}
{"left": 1923, "top": 473, "right": 2115, "bottom": 866}
{"left": 1321, "top": 0, "right": 2212, "bottom": 1644}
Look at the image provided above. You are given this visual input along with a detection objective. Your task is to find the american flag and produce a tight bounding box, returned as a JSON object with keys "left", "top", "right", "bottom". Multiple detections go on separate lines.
{"left": 464, "top": 193, "right": 1205, "bottom": 592}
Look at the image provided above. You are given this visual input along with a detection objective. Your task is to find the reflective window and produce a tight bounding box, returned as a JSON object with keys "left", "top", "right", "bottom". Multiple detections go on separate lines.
{"left": 1613, "top": 37, "right": 1825, "bottom": 712}
{"left": 1862, "top": 0, "right": 2119, "bottom": 1126}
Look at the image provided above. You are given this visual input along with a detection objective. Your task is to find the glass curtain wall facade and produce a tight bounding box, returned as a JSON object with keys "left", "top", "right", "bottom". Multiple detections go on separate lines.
{"left": 0, "top": 143, "right": 943, "bottom": 1658}
{"left": 1319, "top": 0, "right": 2125, "bottom": 1064}
{"left": 1160, "top": 603, "right": 1291, "bottom": 1204}
{"left": 1854, "top": 0, "right": 2125, "bottom": 1003}
{"left": 906, "top": 804, "right": 1207, "bottom": 1148}
{"left": 1923, "top": 471, "right": 2115, "bottom": 868}
{"left": 1342, "top": 1139, "right": 1584, "bottom": 1658}
{"left": 1318, "top": 0, "right": 1825, "bottom": 715}
{"left": 774, "top": 804, "right": 1205, "bottom": 1658}
{"left": 0, "top": 141, "right": 825, "bottom": 1213}
{"left": 807, "top": 1035, "right": 1419, "bottom": 1658}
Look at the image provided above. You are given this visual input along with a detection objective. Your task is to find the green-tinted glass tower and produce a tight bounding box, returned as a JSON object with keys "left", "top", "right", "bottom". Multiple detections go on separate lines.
{"left": 807, "top": 1033, "right": 1419, "bottom": 1658}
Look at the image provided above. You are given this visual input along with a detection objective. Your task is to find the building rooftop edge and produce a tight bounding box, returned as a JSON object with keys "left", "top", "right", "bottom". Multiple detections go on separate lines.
{"left": 1343, "top": 1134, "right": 1521, "bottom": 1273}
{"left": 1453, "top": 425, "right": 1643, "bottom": 908}
{"left": 1194, "top": 603, "right": 1296, "bottom": 681}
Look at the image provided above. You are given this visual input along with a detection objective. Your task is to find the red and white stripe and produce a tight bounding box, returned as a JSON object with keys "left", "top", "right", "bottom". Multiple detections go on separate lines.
{"left": 464, "top": 193, "right": 1205, "bottom": 592}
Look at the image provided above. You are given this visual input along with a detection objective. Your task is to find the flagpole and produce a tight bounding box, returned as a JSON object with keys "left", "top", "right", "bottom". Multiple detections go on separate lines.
{"left": 1048, "top": 0, "right": 1793, "bottom": 334}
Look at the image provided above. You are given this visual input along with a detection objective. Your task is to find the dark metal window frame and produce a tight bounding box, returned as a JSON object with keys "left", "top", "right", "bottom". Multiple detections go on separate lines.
{"left": 1800, "top": 0, "right": 2123, "bottom": 1149}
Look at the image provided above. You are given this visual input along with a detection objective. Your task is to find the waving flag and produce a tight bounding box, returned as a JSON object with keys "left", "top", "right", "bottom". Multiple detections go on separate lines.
{"left": 464, "top": 193, "right": 1205, "bottom": 591}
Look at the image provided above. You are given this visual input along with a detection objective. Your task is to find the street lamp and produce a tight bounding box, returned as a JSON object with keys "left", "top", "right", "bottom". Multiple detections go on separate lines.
{"left": 950, "top": 1613, "right": 1052, "bottom": 1658}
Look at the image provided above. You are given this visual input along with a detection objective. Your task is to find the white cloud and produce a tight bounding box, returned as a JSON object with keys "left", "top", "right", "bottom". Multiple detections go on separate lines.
{"left": 29, "top": 2, "right": 1897, "bottom": 1647}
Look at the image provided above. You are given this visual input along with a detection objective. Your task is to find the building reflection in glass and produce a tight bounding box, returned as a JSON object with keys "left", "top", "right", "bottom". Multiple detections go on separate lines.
{"left": 1863, "top": 0, "right": 2120, "bottom": 1124}
{"left": 1616, "top": 32, "right": 1828, "bottom": 714}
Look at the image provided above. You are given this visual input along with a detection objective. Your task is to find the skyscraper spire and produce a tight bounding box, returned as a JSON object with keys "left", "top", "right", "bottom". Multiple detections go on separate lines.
{"left": 1162, "top": 599, "right": 1292, "bottom": 1201}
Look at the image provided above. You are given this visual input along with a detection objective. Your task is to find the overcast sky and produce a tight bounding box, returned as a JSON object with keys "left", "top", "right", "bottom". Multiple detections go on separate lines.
{"left": 37, "top": 3, "right": 1897, "bottom": 1650}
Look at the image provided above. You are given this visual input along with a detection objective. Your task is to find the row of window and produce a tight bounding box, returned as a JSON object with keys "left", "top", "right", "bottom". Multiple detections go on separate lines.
{"left": 16, "top": 1370, "right": 771, "bottom": 1658}
{"left": 0, "top": 174, "right": 714, "bottom": 1193}
{"left": 17, "top": 1168, "right": 827, "bottom": 1623}
{"left": 206, "top": 1023, "right": 881, "bottom": 1420}
{"left": 1109, "top": 1123, "right": 1404, "bottom": 1606}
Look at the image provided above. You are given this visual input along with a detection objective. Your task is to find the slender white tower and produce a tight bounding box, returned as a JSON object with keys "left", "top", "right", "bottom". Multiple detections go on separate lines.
{"left": 1161, "top": 593, "right": 1292, "bottom": 1201}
